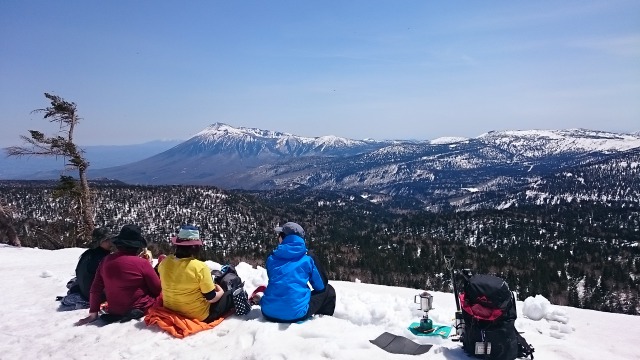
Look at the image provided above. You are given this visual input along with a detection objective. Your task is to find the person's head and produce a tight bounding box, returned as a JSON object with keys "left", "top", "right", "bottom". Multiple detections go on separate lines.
{"left": 274, "top": 222, "right": 305, "bottom": 243}
{"left": 92, "top": 227, "right": 113, "bottom": 250}
{"left": 111, "top": 224, "right": 147, "bottom": 255}
{"left": 171, "top": 225, "right": 203, "bottom": 258}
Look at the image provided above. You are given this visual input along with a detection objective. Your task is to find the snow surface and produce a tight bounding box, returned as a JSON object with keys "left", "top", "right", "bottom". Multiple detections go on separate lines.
{"left": 2, "top": 245, "right": 639, "bottom": 360}
{"left": 429, "top": 137, "right": 469, "bottom": 145}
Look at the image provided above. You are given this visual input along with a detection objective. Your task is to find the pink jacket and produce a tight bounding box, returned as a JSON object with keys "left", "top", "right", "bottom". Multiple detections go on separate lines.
{"left": 89, "top": 252, "right": 161, "bottom": 315}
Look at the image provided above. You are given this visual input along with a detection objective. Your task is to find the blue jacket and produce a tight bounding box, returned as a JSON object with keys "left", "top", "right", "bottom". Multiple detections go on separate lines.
{"left": 260, "top": 234, "right": 325, "bottom": 321}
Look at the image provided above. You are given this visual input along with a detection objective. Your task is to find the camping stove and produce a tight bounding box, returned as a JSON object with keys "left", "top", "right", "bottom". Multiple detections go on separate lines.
{"left": 414, "top": 291, "right": 434, "bottom": 333}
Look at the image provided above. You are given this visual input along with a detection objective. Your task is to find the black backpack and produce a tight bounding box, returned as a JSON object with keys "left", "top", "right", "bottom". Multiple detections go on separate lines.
{"left": 211, "top": 264, "right": 243, "bottom": 292}
{"left": 460, "top": 274, "right": 534, "bottom": 360}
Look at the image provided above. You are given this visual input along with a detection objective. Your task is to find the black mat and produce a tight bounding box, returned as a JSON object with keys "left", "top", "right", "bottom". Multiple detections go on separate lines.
{"left": 370, "top": 332, "right": 433, "bottom": 355}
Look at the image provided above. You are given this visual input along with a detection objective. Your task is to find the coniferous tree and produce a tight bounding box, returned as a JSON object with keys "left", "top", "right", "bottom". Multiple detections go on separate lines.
{"left": 6, "top": 93, "right": 95, "bottom": 245}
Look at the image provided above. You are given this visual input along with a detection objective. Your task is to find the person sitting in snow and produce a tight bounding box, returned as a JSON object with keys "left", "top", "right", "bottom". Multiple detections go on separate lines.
{"left": 76, "top": 224, "right": 161, "bottom": 325}
{"left": 259, "top": 222, "right": 336, "bottom": 323}
{"left": 158, "top": 225, "right": 251, "bottom": 322}
{"left": 59, "top": 227, "right": 113, "bottom": 310}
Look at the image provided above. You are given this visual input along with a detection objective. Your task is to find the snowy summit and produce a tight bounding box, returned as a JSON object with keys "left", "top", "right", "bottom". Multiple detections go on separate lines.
{"left": 1, "top": 245, "right": 639, "bottom": 360}
{"left": 192, "top": 123, "right": 368, "bottom": 149}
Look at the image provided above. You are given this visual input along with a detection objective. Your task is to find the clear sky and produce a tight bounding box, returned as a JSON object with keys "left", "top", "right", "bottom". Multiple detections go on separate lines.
{"left": 1, "top": 1, "right": 639, "bottom": 146}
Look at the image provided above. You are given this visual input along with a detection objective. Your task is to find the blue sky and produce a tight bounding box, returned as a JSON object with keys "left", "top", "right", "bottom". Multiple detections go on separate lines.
{"left": 1, "top": 1, "right": 638, "bottom": 146}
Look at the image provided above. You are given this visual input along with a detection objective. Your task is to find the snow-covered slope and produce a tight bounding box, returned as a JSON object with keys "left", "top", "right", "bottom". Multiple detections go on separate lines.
{"left": 455, "top": 147, "right": 640, "bottom": 211}
{"left": 430, "top": 136, "right": 469, "bottom": 145}
{"left": 477, "top": 129, "right": 640, "bottom": 159}
{"left": 1, "top": 245, "right": 639, "bottom": 360}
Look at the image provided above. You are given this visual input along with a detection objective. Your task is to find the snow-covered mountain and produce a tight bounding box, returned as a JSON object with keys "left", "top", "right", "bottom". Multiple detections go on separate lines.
{"left": 180, "top": 123, "right": 386, "bottom": 157}
{"left": 2, "top": 245, "right": 639, "bottom": 360}
{"left": 88, "top": 123, "right": 388, "bottom": 186}
{"left": 477, "top": 129, "right": 640, "bottom": 158}
{"left": 86, "top": 125, "right": 640, "bottom": 206}
{"left": 454, "top": 146, "right": 640, "bottom": 211}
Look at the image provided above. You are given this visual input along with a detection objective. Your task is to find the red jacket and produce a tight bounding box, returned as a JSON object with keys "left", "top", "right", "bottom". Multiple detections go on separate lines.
{"left": 89, "top": 252, "right": 161, "bottom": 315}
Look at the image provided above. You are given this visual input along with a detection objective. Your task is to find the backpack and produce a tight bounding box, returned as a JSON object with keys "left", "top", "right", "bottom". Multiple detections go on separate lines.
{"left": 211, "top": 264, "right": 243, "bottom": 292}
{"left": 460, "top": 274, "right": 534, "bottom": 360}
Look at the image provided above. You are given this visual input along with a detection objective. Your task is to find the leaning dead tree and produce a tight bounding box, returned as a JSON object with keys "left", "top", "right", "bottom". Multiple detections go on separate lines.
{"left": 0, "top": 201, "right": 20, "bottom": 247}
{"left": 6, "top": 93, "right": 95, "bottom": 245}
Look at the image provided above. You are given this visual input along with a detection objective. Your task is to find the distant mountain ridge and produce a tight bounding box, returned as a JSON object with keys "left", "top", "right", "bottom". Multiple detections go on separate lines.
{"left": 0, "top": 140, "right": 182, "bottom": 179}
{"left": 13, "top": 123, "right": 640, "bottom": 209}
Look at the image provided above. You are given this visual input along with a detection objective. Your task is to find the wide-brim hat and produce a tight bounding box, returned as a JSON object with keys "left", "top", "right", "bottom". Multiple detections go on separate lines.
{"left": 171, "top": 225, "right": 203, "bottom": 246}
{"left": 112, "top": 224, "right": 147, "bottom": 249}
{"left": 274, "top": 222, "right": 305, "bottom": 238}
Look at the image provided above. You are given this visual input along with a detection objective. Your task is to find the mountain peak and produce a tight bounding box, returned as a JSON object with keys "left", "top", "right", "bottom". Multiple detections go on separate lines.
{"left": 176, "top": 123, "right": 386, "bottom": 160}
{"left": 193, "top": 123, "right": 284, "bottom": 143}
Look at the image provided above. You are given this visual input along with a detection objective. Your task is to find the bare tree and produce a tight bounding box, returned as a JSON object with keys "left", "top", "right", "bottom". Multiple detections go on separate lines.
{"left": 0, "top": 201, "right": 20, "bottom": 247}
{"left": 6, "top": 93, "right": 95, "bottom": 245}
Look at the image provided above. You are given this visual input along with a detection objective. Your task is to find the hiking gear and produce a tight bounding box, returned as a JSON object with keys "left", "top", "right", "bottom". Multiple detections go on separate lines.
{"left": 60, "top": 293, "right": 90, "bottom": 310}
{"left": 459, "top": 274, "right": 534, "bottom": 360}
{"left": 273, "top": 222, "right": 305, "bottom": 238}
{"left": 111, "top": 224, "right": 147, "bottom": 249}
{"left": 171, "top": 225, "right": 203, "bottom": 246}
{"left": 232, "top": 286, "right": 251, "bottom": 316}
{"left": 370, "top": 332, "right": 432, "bottom": 355}
{"left": 159, "top": 255, "right": 215, "bottom": 321}
{"left": 408, "top": 323, "right": 453, "bottom": 338}
{"left": 516, "top": 332, "right": 535, "bottom": 359}
{"left": 212, "top": 264, "right": 251, "bottom": 316}
{"left": 444, "top": 255, "right": 465, "bottom": 337}
{"left": 260, "top": 234, "right": 325, "bottom": 322}
{"left": 414, "top": 291, "right": 434, "bottom": 333}
{"left": 212, "top": 264, "right": 243, "bottom": 292}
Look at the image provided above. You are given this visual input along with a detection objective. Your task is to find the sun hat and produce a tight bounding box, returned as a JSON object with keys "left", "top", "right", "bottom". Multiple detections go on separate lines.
{"left": 171, "top": 225, "right": 203, "bottom": 246}
{"left": 111, "top": 225, "right": 147, "bottom": 249}
{"left": 273, "top": 222, "right": 305, "bottom": 238}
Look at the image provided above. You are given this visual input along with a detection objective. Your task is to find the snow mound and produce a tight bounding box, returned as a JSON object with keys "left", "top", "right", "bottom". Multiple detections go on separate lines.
{"left": 523, "top": 295, "right": 570, "bottom": 324}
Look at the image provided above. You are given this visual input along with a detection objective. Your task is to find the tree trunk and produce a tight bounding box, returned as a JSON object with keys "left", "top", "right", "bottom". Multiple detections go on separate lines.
{"left": 78, "top": 165, "right": 95, "bottom": 246}
{"left": 0, "top": 206, "right": 21, "bottom": 247}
